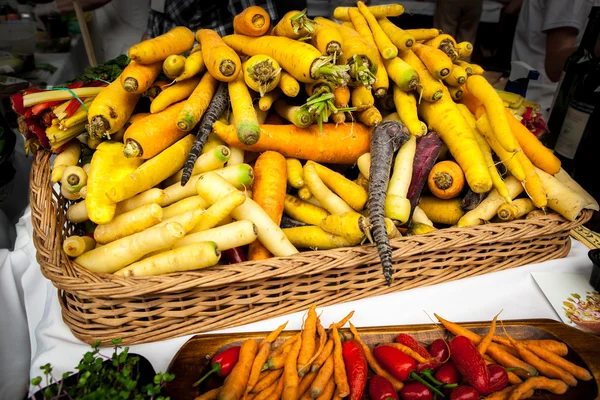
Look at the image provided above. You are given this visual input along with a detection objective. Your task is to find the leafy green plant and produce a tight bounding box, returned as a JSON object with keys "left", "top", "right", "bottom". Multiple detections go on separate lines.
{"left": 29, "top": 339, "right": 174, "bottom": 400}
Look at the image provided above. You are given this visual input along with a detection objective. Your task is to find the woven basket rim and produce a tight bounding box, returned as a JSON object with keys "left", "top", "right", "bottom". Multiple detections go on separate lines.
{"left": 30, "top": 149, "right": 593, "bottom": 298}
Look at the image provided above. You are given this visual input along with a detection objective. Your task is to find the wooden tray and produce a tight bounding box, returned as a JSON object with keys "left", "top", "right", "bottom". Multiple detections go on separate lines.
{"left": 165, "top": 319, "right": 600, "bottom": 400}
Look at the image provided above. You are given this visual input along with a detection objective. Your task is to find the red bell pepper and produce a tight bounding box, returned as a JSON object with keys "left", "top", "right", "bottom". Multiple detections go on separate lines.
{"left": 449, "top": 336, "right": 489, "bottom": 394}
{"left": 373, "top": 345, "right": 417, "bottom": 381}
{"left": 193, "top": 345, "right": 241, "bottom": 387}
{"left": 486, "top": 364, "right": 508, "bottom": 393}
{"left": 342, "top": 340, "right": 368, "bottom": 400}
{"left": 369, "top": 375, "right": 398, "bottom": 400}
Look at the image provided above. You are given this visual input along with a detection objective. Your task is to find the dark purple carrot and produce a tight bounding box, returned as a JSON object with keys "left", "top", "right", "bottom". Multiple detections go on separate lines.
{"left": 280, "top": 215, "right": 307, "bottom": 228}
{"left": 406, "top": 132, "right": 442, "bottom": 217}
{"left": 181, "top": 82, "right": 229, "bottom": 186}
{"left": 460, "top": 189, "right": 485, "bottom": 211}
{"left": 223, "top": 247, "right": 246, "bottom": 264}
{"left": 367, "top": 120, "right": 410, "bottom": 286}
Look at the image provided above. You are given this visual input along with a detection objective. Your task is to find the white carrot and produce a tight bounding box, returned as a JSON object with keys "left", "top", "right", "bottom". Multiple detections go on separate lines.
{"left": 94, "top": 204, "right": 163, "bottom": 244}
{"left": 174, "top": 220, "right": 258, "bottom": 250}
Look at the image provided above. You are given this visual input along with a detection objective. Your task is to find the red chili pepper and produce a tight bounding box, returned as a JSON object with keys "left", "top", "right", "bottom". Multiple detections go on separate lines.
{"left": 434, "top": 361, "right": 460, "bottom": 385}
{"left": 373, "top": 345, "right": 417, "bottom": 381}
{"left": 448, "top": 386, "right": 479, "bottom": 400}
{"left": 342, "top": 339, "right": 368, "bottom": 400}
{"left": 449, "top": 336, "right": 489, "bottom": 394}
{"left": 193, "top": 345, "right": 241, "bottom": 387}
{"left": 222, "top": 247, "right": 246, "bottom": 264}
{"left": 428, "top": 339, "right": 450, "bottom": 364}
{"left": 396, "top": 334, "right": 431, "bottom": 359}
{"left": 18, "top": 118, "right": 49, "bottom": 149}
{"left": 400, "top": 382, "right": 432, "bottom": 400}
{"left": 486, "top": 364, "right": 508, "bottom": 393}
{"left": 369, "top": 375, "right": 398, "bottom": 400}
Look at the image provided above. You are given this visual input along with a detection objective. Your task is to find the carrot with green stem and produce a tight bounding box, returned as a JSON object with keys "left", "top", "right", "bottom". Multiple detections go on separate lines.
{"left": 273, "top": 9, "right": 314, "bottom": 39}
{"left": 247, "top": 151, "right": 287, "bottom": 261}
{"left": 223, "top": 34, "right": 350, "bottom": 86}
{"left": 369, "top": 121, "right": 410, "bottom": 285}
{"left": 314, "top": 17, "right": 379, "bottom": 88}
{"left": 212, "top": 121, "right": 370, "bottom": 164}
{"left": 229, "top": 73, "right": 260, "bottom": 145}
{"left": 233, "top": 6, "right": 271, "bottom": 37}
{"left": 274, "top": 99, "right": 313, "bottom": 129}
{"left": 197, "top": 29, "right": 241, "bottom": 82}
{"left": 378, "top": 18, "right": 415, "bottom": 52}
{"left": 176, "top": 72, "right": 218, "bottom": 132}
{"left": 398, "top": 50, "right": 442, "bottom": 101}
{"left": 348, "top": 8, "right": 389, "bottom": 96}
{"left": 128, "top": 26, "right": 194, "bottom": 64}
{"left": 244, "top": 55, "right": 281, "bottom": 97}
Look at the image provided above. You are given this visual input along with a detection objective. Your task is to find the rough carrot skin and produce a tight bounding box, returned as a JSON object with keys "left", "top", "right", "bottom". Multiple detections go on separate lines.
{"left": 219, "top": 339, "right": 259, "bottom": 400}
{"left": 233, "top": 6, "right": 270, "bottom": 36}
{"left": 177, "top": 72, "right": 219, "bottom": 132}
{"left": 197, "top": 29, "right": 241, "bottom": 82}
{"left": 248, "top": 151, "right": 287, "bottom": 260}
{"left": 297, "top": 304, "right": 318, "bottom": 375}
{"left": 368, "top": 121, "right": 410, "bottom": 285}
{"left": 282, "top": 335, "right": 303, "bottom": 400}
{"left": 212, "top": 121, "right": 370, "bottom": 164}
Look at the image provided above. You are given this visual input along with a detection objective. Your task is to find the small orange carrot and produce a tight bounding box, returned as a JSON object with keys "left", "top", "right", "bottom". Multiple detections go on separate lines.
{"left": 316, "top": 377, "right": 335, "bottom": 400}
{"left": 212, "top": 121, "right": 371, "bottom": 165}
{"left": 297, "top": 371, "right": 318, "bottom": 399}
{"left": 311, "top": 338, "right": 334, "bottom": 372}
{"left": 120, "top": 61, "right": 162, "bottom": 94}
{"left": 298, "top": 304, "right": 318, "bottom": 375}
{"left": 197, "top": 29, "right": 241, "bottom": 82}
{"left": 247, "top": 322, "right": 288, "bottom": 394}
{"left": 525, "top": 344, "right": 592, "bottom": 381}
{"left": 282, "top": 334, "right": 303, "bottom": 400}
{"left": 334, "top": 85, "right": 351, "bottom": 108}
{"left": 219, "top": 339, "right": 259, "bottom": 400}
{"left": 252, "top": 369, "right": 283, "bottom": 393}
{"left": 263, "top": 375, "right": 285, "bottom": 400}
{"left": 233, "top": 6, "right": 271, "bottom": 37}
{"left": 195, "top": 387, "right": 221, "bottom": 400}
{"left": 310, "top": 354, "right": 334, "bottom": 398}
{"left": 519, "top": 340, "right": 568, "bottom": 356}
{"left": 384, "top": 343, "right": 429, "bottom": 364}
{"left": 477, "top": 311, "right": 501, "bottom": 356}
{"left": 349, "top": 322, "right": 403, "bottom": 391}
{"left": 272, "top": 9, "right": 314, "bottom": 39}
{"left": 331, "top": 324, "right": 350, "bottom": 397}
{"left": 248, "top": 151, "right": 287, "bottom": 261}
{"left": 508, "top": 377, "right": 568, "bottom": 400}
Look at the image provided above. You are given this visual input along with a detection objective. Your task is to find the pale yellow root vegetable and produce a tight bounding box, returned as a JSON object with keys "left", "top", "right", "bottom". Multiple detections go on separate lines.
{"left": 412, "top": 205, "right": 434, "bottom": 227}
{"left": 515, "top": 150, "right": 547, "bottom": 209}
{"left": 74, "top": 222, "right": 185, "bottom": 274}
{"left": 497, "top": 198, "right": 536, "bottom": 222}
{"left": 535, "top": 168, "right": 589, "bottom": 221}
{"left": 310, "top": 161, "right": 368, "bottom": 211}
{"left": 418, "top": 197, "right": 464, "bottom": 226}
{"left": 476, "top": 114, "right": 525, "bottom": 182}
{"left": 174, "top": 220, "right": 258, "bottom": 251}
{"left": 228, "top": 147, "right": 245, "bottom": 165}
{"left": 161, "top": 164, "right": 254, "bottom": 206}
{"left": 553, "top": 168, "right": 599, "bottom": 211}
{"left": 115, "top": 241, "right": 220, "bottom": 277}
{"left": 162, "top": 195, "right": 209, "bottom": 220}
{"left": 319, "top": 212, "right": 366, "bottom": 243}
{"left": 51, "top": 140, "right": 81, "bottom": 183}
{"left": 458, "top": 176, "right": 523, "bottom": 227}
{"left": 286, "top": 158, "right": 304, "bottom": 189}
{"left": 165, "top": 145, "right": 231, "bottom": 186}
{"left": 283, "top": 226, "right": 356, "bottom": 250}
{"left": 94, "top": 203, "right": 163, "bottom": 244}
{"left": 197, "top": 172, "right": 298, "bottom": 256}
{"left": 115, "top": 188, "right": 166, "bottom": 215}
{"left": 67, "top": 201, "right": 89, "bottom": 223}
{"left": 386, "top": 135, "right": 416, "bottom": 223}
{"left": 158, "top": 208, "right": 204, "bottom": 233}
{"left": 63, "top": 235, "right": 95, "bottom": 257}
{"left": 456, "top": 104, "right": 511, "bottom": 203}
{"left": 189, "top": 190, "right": 247, "bottom": 233}
{"left": 357, "top": 153, "right": 370, "bottom": 179}
{"left": 298, "top": 187, "right": 312, "bottom": 201}
{"left": 283, "top": 194, "right": 330, "bottom": 225}
{"left": 303, "top": 163, "right": 353, "bottom": 216}
{"left": 355, "top": 173, "right": 369, "bottom": 191}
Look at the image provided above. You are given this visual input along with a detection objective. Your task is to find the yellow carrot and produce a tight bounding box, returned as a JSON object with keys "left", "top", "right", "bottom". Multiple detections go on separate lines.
{"left": 230, "top": 73, "right": 261, "bottom": 145}
{"left": 150, "top": 76, "right": 201, "bottom": 114}
{"left": 412, "top": 43, "right": 453, "bottom": 80}
{"left": 357, "top": 1, "right": 397, "bottom": 59}
{"left": 128, "top": 26, "right": 194, "bottom": 64}
{"left": 393, "top": 86, "right": 427, "bottom": 137}
{"left": 278, "top": 71, "right": 300, "bottom": 97}
{"left": 197, "top": 29, "right": 241, "bottom": 82}
{"left": 176, "top": 72, "right": 218, "bottom": 132}
{"left": 378, "top": 18, "right": 415, "bottom": 52}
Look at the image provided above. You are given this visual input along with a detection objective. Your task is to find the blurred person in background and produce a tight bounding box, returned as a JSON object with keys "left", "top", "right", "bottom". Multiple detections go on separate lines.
{"left": 433, "top": 0, "right": 483, "bottom": 54}
{"left": 511, "top": 0, "right": 598, "bottom": 118}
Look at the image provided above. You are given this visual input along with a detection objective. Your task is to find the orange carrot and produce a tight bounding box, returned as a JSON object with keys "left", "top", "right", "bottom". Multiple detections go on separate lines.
{"left": 123, "top": 102, "right": 187, "bottom": 159}
{"left": 508, "top": 377, "right": 568, "bottom": 400}
{"left": 252, "top": 370, "right": 283, "bottom": 393}
{"left": 334, "top": 85, "right": 351, "bottom": 108}
{"left": 316, "top": 377, "right": 335, "bottom": 400}
{"left": 310, "top": 354, "right": 334, "bottom": 398}
{"left": 297, "top": 304, "right": 318, "bottom": 375}
{"left": 212, "top": 121, "right": 370, "bottom": 164}
{"left": 219, "top": 339, "right": 259, "bottom": 400}
{"left": 477, "top": 311, "right": 501, "bottom": 356}
{"left": 197, "top": 29, "right": 241, "bottom": 82}
{"left": 311, "top": 338, "right": 334, "bottom": 372}
{"left": 331, "top": 324, "right": 349, "bottom": 397}
{"left": 233, "top": 6, "right": 271, "bottom": 37}
{"left": 525, "top": 344, "right": 592, "bottom": 381}
{"left": 519, "top": 340, "right": 568, "bottom": 356}
{"left": 128, "top": 26, "right": 194, "bottom": 64}
{"left": 297, "top": 371, "right": 318, "bottom": 399}
{"left": 282, "top": 333, "right": 303, "bottom": 400}
{"left": 248, "top": 151, "right": 287, "bottom": 260}
{"left": 505, "top": 110, "right": 561, "bottom": 174}
{"left": 120, "top": 61, "right": 162, "bottom": 94}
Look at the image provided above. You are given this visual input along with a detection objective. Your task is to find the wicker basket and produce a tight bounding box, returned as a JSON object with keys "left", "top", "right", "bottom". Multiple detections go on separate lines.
{"left": 30, "top": 150, "right": 592, "bottom": 345}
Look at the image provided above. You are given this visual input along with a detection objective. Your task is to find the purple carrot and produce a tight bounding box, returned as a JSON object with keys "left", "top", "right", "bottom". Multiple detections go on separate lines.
{"left": 223, "top": 247, "right": 246, "bottom": 264}
{"left": 280, "top": 215, "right": 307, "bottom": 228}
{"left": 367, "top": 120, "right": 410, "bottom": 286}
{"left": 406, "top": 132, "right": 442, "bottom": 217}
{"left": 181, "top": 82, "right": 229, "bottom": 186}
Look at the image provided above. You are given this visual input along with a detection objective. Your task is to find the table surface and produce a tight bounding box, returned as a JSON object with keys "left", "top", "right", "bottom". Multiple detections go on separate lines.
{"left": 0, "top": 205, "right": 596, "bottom": 399}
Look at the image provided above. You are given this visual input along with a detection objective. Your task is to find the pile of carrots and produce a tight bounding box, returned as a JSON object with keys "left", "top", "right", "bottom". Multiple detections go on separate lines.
{"left": 22, "top": 2, "right": 598, "bottom": 279}
{"left": 191, "top": 306, "right": 593, "bottom": 400}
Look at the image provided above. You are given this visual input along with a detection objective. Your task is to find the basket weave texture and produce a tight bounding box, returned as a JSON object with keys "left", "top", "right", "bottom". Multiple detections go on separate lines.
{"left": 30, "top": 150, "right": 591, "bottom": 345}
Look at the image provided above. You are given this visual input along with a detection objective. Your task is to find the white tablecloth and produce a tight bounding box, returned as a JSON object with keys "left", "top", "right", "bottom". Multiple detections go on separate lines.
{"left": 0, "top": 208, "right": 595, "bottom": 399}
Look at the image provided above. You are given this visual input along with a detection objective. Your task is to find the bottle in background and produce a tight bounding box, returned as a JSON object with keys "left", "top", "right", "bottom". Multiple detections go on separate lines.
{"left": 546, "top": 6, "right": 600, "bottom": 148}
